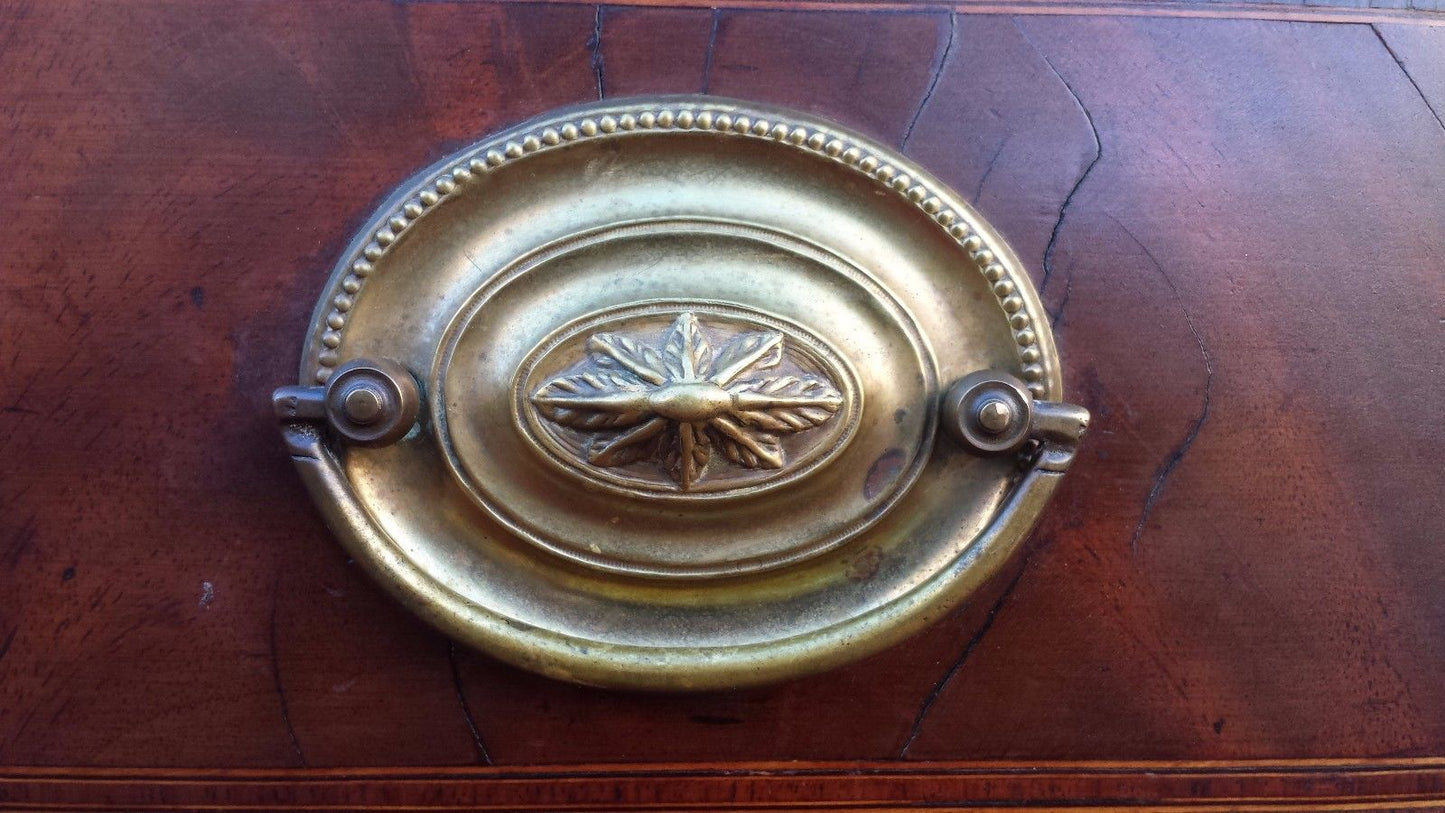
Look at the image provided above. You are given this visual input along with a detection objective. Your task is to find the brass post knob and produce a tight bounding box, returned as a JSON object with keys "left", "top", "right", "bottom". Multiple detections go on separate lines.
{"left": 942, "top": 370, "right": 1090, "bottom": 469}
{"left": 273, "top": 358, "right": 419, "bottom": 447}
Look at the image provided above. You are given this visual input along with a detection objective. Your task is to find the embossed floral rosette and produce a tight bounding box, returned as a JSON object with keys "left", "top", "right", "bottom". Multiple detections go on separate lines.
{"left": 516, "top": 303, "right": 862, "bottom": 499}
{"left": 529, "top": 311, "right": 845, "bottom": 492}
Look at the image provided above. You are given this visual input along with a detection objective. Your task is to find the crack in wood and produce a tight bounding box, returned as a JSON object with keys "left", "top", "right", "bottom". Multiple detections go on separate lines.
{"left": 590, "top": 6, "right": 607, "bottom": 101}
{"left": 901, "top": 12, "right": 957, "bottom": 152}
{"left": 1112, "top": 216, "right": 1213, "bottom": 555}
{"left": 1371, "top": 24, "right": 1445, "bottom": 134}
{"left": 972, "top": 133, "right": 1009, "bottom": 205}
{"left": 448, "top": 641, "right": 493, "bottom": 765}
{"left": 269, "top": 574, "right": 307, "bottom": 767}
{"left": 896, "top": 561, "right": 1031, "bottom": 758}
{"left": 701, "top": 8, "right": 722, "bottom": 94}
{"left": 1050, "top": 258, "right": 1074, "bottom": 330}
{"left": 1013, "top": 18, "right": 1101, "bottom": 310}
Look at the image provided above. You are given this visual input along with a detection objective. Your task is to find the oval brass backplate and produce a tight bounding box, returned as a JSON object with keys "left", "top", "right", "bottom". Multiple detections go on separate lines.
{"left": 272, "top": 96, "right": 1087, "bottom": 690}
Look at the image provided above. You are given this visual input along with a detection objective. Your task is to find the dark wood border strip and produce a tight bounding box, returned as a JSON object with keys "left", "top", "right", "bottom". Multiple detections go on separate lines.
{"left": 471, "top": 0, "right": 1445, "bottom": 27}
{"left": 3, "top": 760, "right": 1444, "bottom": 810}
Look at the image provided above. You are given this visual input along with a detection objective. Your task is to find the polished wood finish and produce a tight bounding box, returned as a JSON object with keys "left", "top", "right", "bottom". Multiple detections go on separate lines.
{"left": 2, "top": 0, "right": 1443, "bottom": 807}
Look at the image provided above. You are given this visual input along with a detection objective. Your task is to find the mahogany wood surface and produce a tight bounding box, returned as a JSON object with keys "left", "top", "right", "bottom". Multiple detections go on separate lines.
{"left": 1, "top": 0, "right": 1443, "bottom": 808}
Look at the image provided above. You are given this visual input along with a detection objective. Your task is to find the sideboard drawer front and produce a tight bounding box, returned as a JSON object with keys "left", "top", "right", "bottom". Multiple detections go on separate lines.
{"left": 1, "top": 0, "right": 1443, "bottom": 805}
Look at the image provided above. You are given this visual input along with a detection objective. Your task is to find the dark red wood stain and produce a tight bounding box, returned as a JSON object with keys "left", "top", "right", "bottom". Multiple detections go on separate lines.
{"left": 1, "top": 0, "right": 1443, "bottom": 807}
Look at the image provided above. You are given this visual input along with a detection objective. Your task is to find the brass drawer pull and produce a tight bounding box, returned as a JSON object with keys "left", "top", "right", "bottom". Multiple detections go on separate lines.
{"left": 272, "top": 96, "right": 1087, "bottom": 690}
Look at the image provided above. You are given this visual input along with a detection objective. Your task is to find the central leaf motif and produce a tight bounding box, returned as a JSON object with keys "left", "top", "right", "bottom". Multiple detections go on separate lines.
{"left": 530, "top": 312, "right": 844, "bottom": 490}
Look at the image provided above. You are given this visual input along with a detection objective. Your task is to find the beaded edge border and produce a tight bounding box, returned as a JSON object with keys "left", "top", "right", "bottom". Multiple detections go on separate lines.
{"left": 309, "top": 102, "right": 1053, "bottom": 398}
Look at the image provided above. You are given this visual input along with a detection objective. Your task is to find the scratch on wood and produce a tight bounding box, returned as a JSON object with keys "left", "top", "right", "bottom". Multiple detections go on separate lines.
{"left": 897, "top": 561, "right": 1030, "bottom": 758}
{"left": 269, "top": 575, "right": 307, "bottom": 767}
{"left": 448, "top": 640, "right": 493, "bottom": 765}
{"left": 1013, "top": 18, "right": 1101, "bottom": 307}
{"left": 1371, "top": 24, "right": 1445, "bottom": 134}
{"left": 6, "top": 515, "right": 37, "bottom": 569}
{"left": 701, "top": 8, "right": 721, "bottom": 93}
{"left": 589, "top": 6, "right": 607, "bottom": 100}
{"left": 1112, "top": 216, "right": 1213, "bottom": 554}
{"left": 901, "top": 12, "right": 956, "bottom": 152}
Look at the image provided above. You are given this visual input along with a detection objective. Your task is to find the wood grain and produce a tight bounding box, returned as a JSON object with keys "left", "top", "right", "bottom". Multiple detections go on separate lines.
{"left": 903, "top": 14, "right": 1445, "bottom": 760}
{"left": 1, "top": 2, "right": 1444, "bottom": 808}
{"left": 3, "top": 760, "right": 1445, "bottom": 810}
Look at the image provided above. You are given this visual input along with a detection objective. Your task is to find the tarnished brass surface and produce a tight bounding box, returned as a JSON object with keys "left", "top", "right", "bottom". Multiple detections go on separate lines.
{"left": 273, "top": 96, "right": 1087, "bottom": 690}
